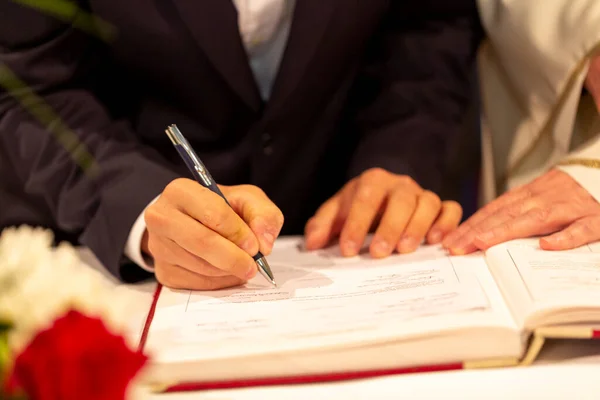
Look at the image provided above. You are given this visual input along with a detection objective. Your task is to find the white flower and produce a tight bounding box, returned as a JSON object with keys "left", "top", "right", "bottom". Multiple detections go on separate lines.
{"left": 0, "top": 225, "right": 138, "bottom": 352}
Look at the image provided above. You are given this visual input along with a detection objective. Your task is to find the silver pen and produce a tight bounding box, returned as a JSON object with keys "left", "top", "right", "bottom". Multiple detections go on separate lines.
{"left": 164, "top": 124, "right": 277, "bottom": 287}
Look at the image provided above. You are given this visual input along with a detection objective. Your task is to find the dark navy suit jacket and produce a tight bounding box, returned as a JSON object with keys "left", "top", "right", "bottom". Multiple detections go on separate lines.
{"left": 0, "top": 0, "right": 482, "bottom": 280}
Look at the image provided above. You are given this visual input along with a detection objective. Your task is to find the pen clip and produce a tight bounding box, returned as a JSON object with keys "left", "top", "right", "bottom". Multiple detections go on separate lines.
{"left": 166, "top": 124, "right": 214, "bottom": 186}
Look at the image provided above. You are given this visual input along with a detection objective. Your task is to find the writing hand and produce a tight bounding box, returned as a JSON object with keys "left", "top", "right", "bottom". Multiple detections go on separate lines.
{"left": 443, "top": 169, "right": 600, "bottom": 254}
{"left": 143, "top": 179, "right": 284, "bottom": 290}
{"left": 304, "top": 168, "right": 462, "bottom": 258}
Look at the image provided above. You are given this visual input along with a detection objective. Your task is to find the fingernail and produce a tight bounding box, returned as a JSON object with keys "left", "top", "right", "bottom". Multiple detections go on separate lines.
{"left": 450, "top": 247, "right": 466, "bottom": 255}
{"left": 398, "top": 237, "right": 417, "bottom": 253}
{"left": 546, "top": 235, "right": 561, "bottom": 243}
{"left": 263, "top": 232, "right": 275, "bottom": 246}
{"left": 372, "top": 240, "right": 392, "bottom": 257}
{"left": 342, "top": 240, "right": 359, "bottom": 256}
{"left": 541, "top": 235, "right": 561, "bottom": 246}
{"left": 429, "top": 229, "right": 442, "bottom": 243}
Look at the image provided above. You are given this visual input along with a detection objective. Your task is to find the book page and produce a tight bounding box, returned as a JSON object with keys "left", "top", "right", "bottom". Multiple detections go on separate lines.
{"left": 145, "top": 237, "right": 518, "bottom": 363}
{"left": 485, "top": 239, "right": 600, "bottom": 328}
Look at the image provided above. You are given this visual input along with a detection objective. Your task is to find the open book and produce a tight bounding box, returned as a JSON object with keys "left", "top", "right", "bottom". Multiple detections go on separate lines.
{"left": 135, "top": 237, "right": 600, "bottom": 392}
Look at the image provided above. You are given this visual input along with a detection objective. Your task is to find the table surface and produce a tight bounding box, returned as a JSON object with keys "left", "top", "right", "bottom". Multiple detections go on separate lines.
{"left": 79, "top": 249, "right": 600, "bottom": 399}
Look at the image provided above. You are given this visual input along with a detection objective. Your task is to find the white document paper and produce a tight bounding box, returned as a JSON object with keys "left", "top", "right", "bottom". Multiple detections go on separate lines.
{"left": 148, "top": 240, "right": 491, "bottom": 360}
{"left": 507, "top": 246, "right": 600, "bottom": 302}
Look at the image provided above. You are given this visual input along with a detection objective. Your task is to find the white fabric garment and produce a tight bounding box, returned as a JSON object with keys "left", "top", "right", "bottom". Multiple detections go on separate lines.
{"left": 477, "top": 0, "right": 600, "bottom": 205}
{"left": 234, "top": 0, "right": 294, "bottom": 99}
{"left": 125, "top": 0, "right": 291, "bottom": 271}
{"left": 234, "top": 0, "right": 287, "bottom": 52}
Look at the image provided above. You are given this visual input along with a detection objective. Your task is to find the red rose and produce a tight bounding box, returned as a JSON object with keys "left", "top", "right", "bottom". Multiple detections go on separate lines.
{"left": 6, "top": 309, "right": 147, "bottom": 400}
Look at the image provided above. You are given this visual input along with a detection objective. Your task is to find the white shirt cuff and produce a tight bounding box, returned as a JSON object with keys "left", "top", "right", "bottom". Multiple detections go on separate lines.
{"left": 124, "top": 195, "right": 161, "bottom": 272}
{"left": 556, "top": 164, "right": 600, "bottom": 204}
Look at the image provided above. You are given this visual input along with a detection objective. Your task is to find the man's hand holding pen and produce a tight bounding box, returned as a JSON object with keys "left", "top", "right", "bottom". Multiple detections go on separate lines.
{"left": 142, "top": 169, "right": 463, "bottom": 291}
{"left": 142, "top": 179, "right": 284, "bottom": 290}
{"left": 146, "top": 126, "right": 463, "bottom": 291}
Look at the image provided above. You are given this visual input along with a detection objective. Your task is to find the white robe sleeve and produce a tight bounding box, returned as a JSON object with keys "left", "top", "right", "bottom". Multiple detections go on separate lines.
{"left": 478, "top": 0, "right": 600, "bottom": 201}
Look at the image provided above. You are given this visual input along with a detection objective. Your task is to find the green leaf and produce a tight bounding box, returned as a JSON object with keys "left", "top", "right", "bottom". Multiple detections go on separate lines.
{"left": 0, "top": 63, "right": 100, "bottom": 178}
{"left": 10, "top": 0, "right": 117, "bottom": 42}
{"left": 0, "top": 330, "right": 11, "bottom": 390}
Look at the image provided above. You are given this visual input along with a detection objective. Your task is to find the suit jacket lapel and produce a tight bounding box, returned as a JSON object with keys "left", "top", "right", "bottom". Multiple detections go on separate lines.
{"left": 171, "top": 0, "right": 262, "bottom": 111}
{"left": 264, "top": 0, "right": 338, "bottom": 119}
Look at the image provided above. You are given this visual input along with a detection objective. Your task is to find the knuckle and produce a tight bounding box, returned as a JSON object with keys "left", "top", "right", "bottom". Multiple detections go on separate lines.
{"left": 200, "top": 203, "right": 230, "bottom": 229}
{"left": 144, "top": 206, "right": 168, "bottom": 230}
{"left": 363, "top": 167, "right": 389, "bottom": 182}
{"left": 522, "top": 186, "right": 536, "bottom": 198}
{"left": 230, "top": 225, "right": 255, "bottom": 248}
{"left": 420, "top": 190, "right": 442, "bottom": 208}
{"left": 392, "top": 190, "right": 418, "bottom": 208}
{"left": 528, "top": 207, "right": 550, "bottom": 222}
{"left": 499, "top": 202, "right": 524, "bottom": 220}
{"left": 483, "top": 225, "right": 504, "bottom": 241}
{"left": 263, "top": 205, "right": 285, "bottom": 228}
{"left": 444, "top": 200, "right": 461, "bottom": 209}
{"left": 469, "top": 224, "right": 487, "bottom": 237}
{"left": 239, "top": 184, "right": 266, "bottom": 196}
{"left": 443, "top": 200, "right": 463, "bottom": 216}
{"left": 398, "top": 175, "right": 417, "bottom": 187}
{"left": 478, "top": 203, "right": 495, "bottom": 217}
{"left": 355, "top": 185, "right": 377, "bottom": 205}
{"left": 505, "top": 205, "right": 523, "bottom": 219}
{"left": 163, "top": 178, "right": 190, "bottom": 199}
{"left": 497, "top": 220, "right": 516, "bottom": 235}
{"left": 577, "top": 220, "right": 596, "bottom": 237}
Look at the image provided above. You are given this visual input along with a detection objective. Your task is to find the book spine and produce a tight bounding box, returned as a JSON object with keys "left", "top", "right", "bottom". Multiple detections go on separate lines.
{"left": 138, "top": 283, "right": 163, "bottom": 352}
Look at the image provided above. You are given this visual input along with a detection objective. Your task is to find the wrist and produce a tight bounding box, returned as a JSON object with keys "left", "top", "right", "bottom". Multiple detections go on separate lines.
{"left": 124, "top": 197, "right": 159, "bottom": 272}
